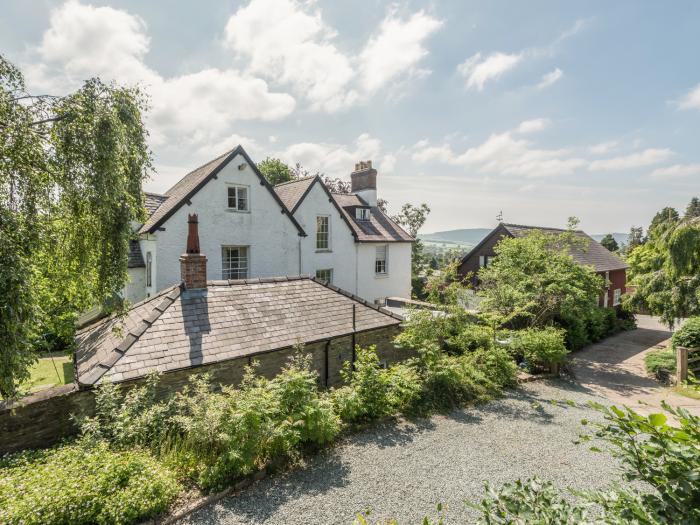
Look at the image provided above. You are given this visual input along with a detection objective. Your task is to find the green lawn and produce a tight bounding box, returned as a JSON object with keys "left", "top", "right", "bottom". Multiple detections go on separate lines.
{"left": 22, "top": 354, "right": 74, "bottom": 393}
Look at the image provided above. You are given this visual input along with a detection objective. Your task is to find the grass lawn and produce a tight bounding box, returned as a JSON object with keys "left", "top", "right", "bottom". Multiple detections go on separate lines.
{"left": 674, "top": 384, "right": 700, "bottom": 400}
{"left": 22, "top": 354, "right": 74, "bottom": 393}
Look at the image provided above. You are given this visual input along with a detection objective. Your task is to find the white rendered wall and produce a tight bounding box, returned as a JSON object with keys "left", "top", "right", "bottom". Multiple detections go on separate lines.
{"left": 152, "top": 153, "right": 301, "bottom": 291}
{"left": 124, "top": 267, "right": 146, "bottom": 304}
{"left": 356, "top": 242, "right": 412, "bottom": 302}
{"left": 292, "top": 182, "right": 357, "bottom": 293}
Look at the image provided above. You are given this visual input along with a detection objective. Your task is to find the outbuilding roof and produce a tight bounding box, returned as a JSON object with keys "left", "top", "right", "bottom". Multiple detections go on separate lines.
{"left": 139, "top": 146, "right": 305, "bottom": 236}
{"left": 75, "top": 276, "right": 402, "bottom": 386}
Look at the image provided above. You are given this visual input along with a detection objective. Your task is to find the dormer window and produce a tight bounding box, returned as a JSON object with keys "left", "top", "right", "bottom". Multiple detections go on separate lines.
{"left": 356, "top": 207, "right": 370, "bottom": 221}
{"left": 227, "top": 185, "right": 249, "bottom": 211}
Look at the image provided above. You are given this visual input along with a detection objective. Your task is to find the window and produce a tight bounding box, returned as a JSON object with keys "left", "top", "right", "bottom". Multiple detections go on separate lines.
{"left": 375, "top": 245, "right": 387, "bottom": 275}
{"left": 356, "top": 208, "right": 370, "bottom": 221}
{"left": 146, "top": 252, "right": 152, "bottom": 287}
{"left": 222, "top": 246, "right": 249, "bottom": 279}
{"left": 316, "top": 215, "right": 330, "bottom": 250}
{"left": 315, "top": 268, "right": 333, "bottom": 283}
{"left": 613, "top": 288, "right": 621, "bottom": 306}
{"left": 227, "top": 185, "right": 248, "bottom": 211}
{"left": 479, "top": 255, "right": 489, "bottom": 267}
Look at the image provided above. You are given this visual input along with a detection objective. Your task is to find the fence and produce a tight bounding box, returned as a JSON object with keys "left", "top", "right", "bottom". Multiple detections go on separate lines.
{"left": 676, "top": 346, "right": 700, "bottom": 383}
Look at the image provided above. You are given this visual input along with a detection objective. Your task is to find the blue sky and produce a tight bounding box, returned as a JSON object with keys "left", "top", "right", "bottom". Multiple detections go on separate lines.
{"left": 2, "top": 1, "right": 699, "bottom": 234}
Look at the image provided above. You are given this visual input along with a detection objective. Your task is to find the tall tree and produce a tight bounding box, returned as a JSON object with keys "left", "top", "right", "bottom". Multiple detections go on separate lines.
{"left": 0, "top": 55, "right": 151, "bottom": 396}
{"left": 600, "top": 233, "right": 619, "bottom": 252}
{"left": 686, "top": 196, "right": 700, "bottom": 218}
{"left": 393, "top": 203, "right": 431, "bottom": 280}
{"left": 648, "top": 207, "right": 679, "bottom": 238}
{"left": 257, "top": 157, "right": 295, "bottom": 186}
{"left": 625, "top": 226, "right": 645, "bottom": 254}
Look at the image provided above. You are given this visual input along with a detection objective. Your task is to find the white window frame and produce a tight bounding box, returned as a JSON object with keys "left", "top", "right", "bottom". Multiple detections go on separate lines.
{"left": 221, "top": 245, "right": 249, "bottom": 280}
{"left": 613, "top": 288, "right": 621, "bottom": 306}
{"left": 316, "top": 215, "right": 331, "bottom": 251}
{"left": 375, "top": 245, "right": 388, "bottom": 276}
{"left": 479, "top": 255, "right": 489, "bottom": 267}
{"left": 315, "top": 268, "right": 333, "bottom": 283}
{"left": 226, "top": 184, "right": 249, "bottom": 212}
{"left": 356, "top": 207, "right": 370, "bottom": 221}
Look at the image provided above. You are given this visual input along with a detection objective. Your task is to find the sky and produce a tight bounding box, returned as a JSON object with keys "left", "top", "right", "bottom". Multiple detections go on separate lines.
{"left": 2, "top": 0, "right": 699, "bottom": 234}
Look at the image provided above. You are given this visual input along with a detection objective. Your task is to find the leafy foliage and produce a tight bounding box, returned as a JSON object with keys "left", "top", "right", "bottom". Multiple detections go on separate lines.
{"left": 0, "top": 441, "right": 179, "bottom": 525}
{"left": 600, "top": 233, "right": 619, "bottom": 252}
{"left": 392, "top": 203, "right": 431, "bottom": 296}
{"left": 0, "top": 55, "right": 151, "bottom": 396}
{"left": 477, "top": 227, "right": 603, "bottom": 328}
{"left": 672, "top": 316, "right": 700, "bottom": 349}
{"left": 644, "top": 347, "right": 676, "bottom": 375}
{"left": 257, "top": 157, "right": 295, "bottom": 185}
{"left": 509, "top": 327, "right": 569, "bottom": 370}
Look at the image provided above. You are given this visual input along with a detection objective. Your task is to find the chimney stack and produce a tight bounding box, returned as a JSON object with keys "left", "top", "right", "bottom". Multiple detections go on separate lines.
{"left": 180, "top": 214, "right": 207, "bottom": 290}
{"left": 350, "top": 160, "right": 377, "bottom": 207}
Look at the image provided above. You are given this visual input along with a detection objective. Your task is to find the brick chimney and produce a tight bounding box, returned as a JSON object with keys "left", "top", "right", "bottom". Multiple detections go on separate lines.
{"left": 180, "top": 214, "right": 207, "bottom": 289}
{"left": 350, "top": 160, "right": 377, "bottom": 207}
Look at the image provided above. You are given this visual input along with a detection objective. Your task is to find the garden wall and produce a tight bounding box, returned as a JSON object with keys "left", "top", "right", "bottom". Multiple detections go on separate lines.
{"left": 0, "top": 325, "right": 409, "bottom": 455}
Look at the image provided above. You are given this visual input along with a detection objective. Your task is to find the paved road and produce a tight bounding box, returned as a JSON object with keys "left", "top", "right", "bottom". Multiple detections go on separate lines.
{"left": 179, "top": 380, "right": 623, "bottom": 525}
{"left": 568, "top": 315, "right": 700, "bottom": 416}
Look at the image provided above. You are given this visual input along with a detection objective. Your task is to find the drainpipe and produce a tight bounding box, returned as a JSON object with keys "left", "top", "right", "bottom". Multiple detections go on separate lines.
{"left": 298, "top": 235, "right": 302, "bottom": 275}
{"left": 354, "top": 243, "right": 359, "bottom": 295}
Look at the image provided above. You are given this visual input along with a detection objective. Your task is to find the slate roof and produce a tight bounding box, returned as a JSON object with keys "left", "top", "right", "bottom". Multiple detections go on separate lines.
{"left": 144, "top": 192, "right": 168, "bottom": 215}
{"left": 139, "top": 146, "right": 305, "bottom": 236}
{"left": 462, "top": 223, "right": 628, "bottom": 272}
{"left": 127, "top": 239, "right": 145, "bottom": 268}
{"left": 75, "top": 276, "right": 402, "bottom": 385}
{"left": 332, "top": 193, "right": 414, "bottom": 243}
{"left": 274, "top": 176, "right": 316, "bottom": 213}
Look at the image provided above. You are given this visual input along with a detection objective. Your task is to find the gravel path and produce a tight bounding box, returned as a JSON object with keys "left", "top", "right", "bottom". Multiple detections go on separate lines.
{"left": 179, "top": 379, "right": 623, "bottom": 524}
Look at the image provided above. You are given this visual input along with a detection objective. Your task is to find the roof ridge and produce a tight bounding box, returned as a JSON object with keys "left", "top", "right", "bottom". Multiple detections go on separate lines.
{"left": 144, "top": 191, "right": 167, "bottom": 198}
{"left": 502, "top": 222, "right": 584, "bottom": 233}
{"left": 274, "top": 175, "right": 316, "bottom": 187}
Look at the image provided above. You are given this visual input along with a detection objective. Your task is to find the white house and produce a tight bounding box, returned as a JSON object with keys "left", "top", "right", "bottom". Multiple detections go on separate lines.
{"left": 125, "top": 146, "right": 413, "bottom": 304}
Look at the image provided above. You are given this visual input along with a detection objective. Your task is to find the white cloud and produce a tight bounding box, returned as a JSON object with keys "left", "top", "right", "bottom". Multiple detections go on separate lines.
{"left": 380, "top": 153, "right": 397, "bottom": 174}
{"left": 516, "top": 118, "right": 550, "bottom": 134}
{"left": 359, "top": 10, "right": 443, "bottom": 93}
{"left": 457, "top": 51, "right": 522, "bottom": 91}
{"left": 24, "top": 1, "right": 296, "bottom": 150}
{"left": 413, "top": 126, "right": 586, "bottom": 178}
{"left": 225, "top": 0, "right": 442, "bottom": 111}
{"left": 650, "top": 164, "right": 700, "bottom": 179}
{"left": 278, "top": 133, "right": 384, "bottom": 177}
{"left": 536, "top": 68, "right": 563, "bottom": 89}
{"left": 589, "top": 148, "right": 673, "bottom": 171}
{"left": 678, "top": 83, "right": 700, "bottom": 110}
{"left": 589, "top": 141, "right": 618, "bottom": 155}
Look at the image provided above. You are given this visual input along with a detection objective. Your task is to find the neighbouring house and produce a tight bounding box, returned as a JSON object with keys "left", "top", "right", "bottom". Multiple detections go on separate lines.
{"left": 457, "top": 223, "right": 629, "bottom": 308}
{"left": 124, "top": 147, "right": 413, "bottom": 305}
{"left": 79, "top": 214, "right": 407, "bottom": 390}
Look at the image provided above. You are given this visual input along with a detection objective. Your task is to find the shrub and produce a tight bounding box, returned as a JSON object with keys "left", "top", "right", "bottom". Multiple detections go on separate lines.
{"left": 672, "top": 317, "right": 700, "bottom": 349}
{"left": 644, "top": 348, "right": 676, "bottom": 375}
{"left": 558, "top": 313, "right": 590, "bottom": 351}
{"left": 0, "top": 441, "right": 179, "bottom": 525}
{"left": 395, "top": 307, "right": 476, "bottom": 353}
{"left": 511, "top": 327, "right": 568, "bottom": 370}
{"left": 465, "top": 347, "right": 518, "bottom": 388}
{"left": 585, "top": 306, "right": 608, "bottom": 342}
{"left": 385, "top": 363, "right": 423, "bottom": 413}
{"left": 448, "top": 324, "right": 494, "bottom": 353}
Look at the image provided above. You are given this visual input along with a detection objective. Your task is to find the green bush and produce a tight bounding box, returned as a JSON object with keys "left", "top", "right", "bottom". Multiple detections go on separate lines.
{"left": 0, "top": 441, "right": 179, "bottom": 525}
{"left": 448, "top": 324, "right": 494, "bottom": 353}
{"left": 465, "top": 347, "right": 518, "bottom": 388}
{"left": 644, "top": 348, "right": 676, "bottom": 375}
{"left": 511, "top": 327, "right": 568, "bottom": 370}
{"left": 672, "top": 317, "right": 700, "bottom": 349}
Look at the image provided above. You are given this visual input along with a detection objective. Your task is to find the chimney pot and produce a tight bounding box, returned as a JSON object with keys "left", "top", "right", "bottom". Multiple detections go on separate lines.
{"left": 350, "top": 160, "right": 378, "bottom": 207}
{"left": 181, "top": 214, "right": 207, "bottom": 289}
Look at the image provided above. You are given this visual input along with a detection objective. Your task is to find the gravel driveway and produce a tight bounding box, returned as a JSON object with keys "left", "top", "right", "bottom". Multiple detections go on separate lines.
{"left": 179, "top": 379, "right": 625, "bottom": 524}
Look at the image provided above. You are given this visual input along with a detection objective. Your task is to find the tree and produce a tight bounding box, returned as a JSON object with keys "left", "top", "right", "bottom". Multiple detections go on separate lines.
{"left": 625, "top": 225, "right": 645, "bottom": 254}
{"left": 322, "top": 175, "right": 351, "bottom": 194}
{"left": 257, "top": 157, "right": 295, "bottom": 186}
{"left": 0, "top": 55, "right": 151, "bottom": 396}
{"left": 478, "top": 228, "right": 603, "bottom": 328}
{"left": 648, "top": 206, "right": 679, "bottom": 237}
{"left": 392, "top": 203, "right": 431, "bottom": 296}
{"left": 600, "top": 233, "right": 619, "bottom": 252}
{"left": 686, "top": 196, "right": 700, "bottom": 218}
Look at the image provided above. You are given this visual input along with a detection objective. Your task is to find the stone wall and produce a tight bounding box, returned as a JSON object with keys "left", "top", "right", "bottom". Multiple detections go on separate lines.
{"left": 0, "top": 325, "right": 410, "bottom": 455}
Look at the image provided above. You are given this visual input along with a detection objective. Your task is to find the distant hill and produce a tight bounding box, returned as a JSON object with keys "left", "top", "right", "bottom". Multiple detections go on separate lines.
{"left": 420, "top": 228, "right": 629, "bottom": 251}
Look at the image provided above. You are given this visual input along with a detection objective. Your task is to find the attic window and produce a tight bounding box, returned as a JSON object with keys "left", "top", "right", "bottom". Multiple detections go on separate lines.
{"left": 227, "top": 185, "right": 249, "bottom": 211}
{"left": 356, "top": 208, "right": 370, "bottom": 221}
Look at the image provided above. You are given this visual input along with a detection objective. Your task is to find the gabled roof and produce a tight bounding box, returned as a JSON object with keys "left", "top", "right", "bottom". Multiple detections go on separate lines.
{"left": 332, "top": 193, "right": 414, "bottom": 243}
{"left": 274, "top": 176, "right": 317, "bottom": 213}
{"left": 460, "top": 222, "right": 628, "bottom": 272}
{"left": 127, "top": 239, "right": 145, "bottom": 268}
{"left": 144, "top": 192, "right": 168, "bottom": 215}
{"left": 75, "top": 276, "right": 402, "bottom": 386}
{"left": 139, "top": 146, "right": 306, "bottom": 236}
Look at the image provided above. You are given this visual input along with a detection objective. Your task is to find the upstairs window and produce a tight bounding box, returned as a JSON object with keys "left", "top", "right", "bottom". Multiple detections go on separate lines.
{"left": 227, "top": 185, "right": 249, "bottom": 211}
{"left": 315, "top": 268, "right": 333, "bottom": 283}
{"left": 375, "top": 245, "right": 387, "bottom": 275}
{"left": 316, "top": 215, "right": 330, "bottom": 250}
{"left": 356, "top": 208, "right": 370, "bottom": 221}
{"left": 222, "top": 246, "right": 249, "bottom": 279}
{"left": 479, "top": 255, "right": 490, "bottom": 267}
